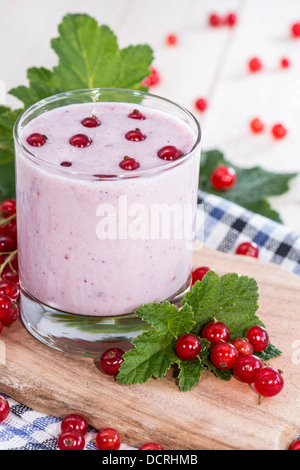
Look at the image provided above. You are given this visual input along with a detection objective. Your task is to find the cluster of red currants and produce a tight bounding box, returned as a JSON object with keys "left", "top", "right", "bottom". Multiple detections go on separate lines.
{"left": 0, "top": 199, "right": 19, "bottom": 332}
{"left": 57, "top": 412, "right": 163, "bottom": 450}
{"left": 250, "top": 118, "right": 287, "bottom": 140}
{"left": 175, "top": 321, "right": 284, "bottom": 400}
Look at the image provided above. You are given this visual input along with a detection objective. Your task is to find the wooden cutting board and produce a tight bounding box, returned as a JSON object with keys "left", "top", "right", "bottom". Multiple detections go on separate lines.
{"left": 1, "top": 243, "right": 300, "bottom": 450}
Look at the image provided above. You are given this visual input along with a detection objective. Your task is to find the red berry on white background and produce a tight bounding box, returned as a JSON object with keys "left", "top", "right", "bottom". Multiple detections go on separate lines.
{"left": 271, "top": 123, "right": 287, "bottom": 139}
{"left": 208, "top": 13, "right": 222, "bottom": 27}
{"left": 250, "top": 118, "right": 264, "bottom": 134}
{"left": 166, "top": 34, "right": 178, "bottom": 46}
{"left": 291, "top": 22, "right": 300, "bottom": 38}
{"left": 225, "top": 13, "right": 237, "bottom": 27}
{"left": 248, "top": 57, "right": 263, "bottom": 73}
{"left": 26, "top": 133, "right": 47, "bottom": 147}
{"left": 280, "top": 57, "right": 290, "bottom": 69}
{"left": 195, "top": 98, "right": 208, "bottom": 112}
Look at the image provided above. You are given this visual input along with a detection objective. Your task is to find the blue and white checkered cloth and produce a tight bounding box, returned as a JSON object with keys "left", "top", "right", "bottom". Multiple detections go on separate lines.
{"left": 1, "top": 190, "right": 300, "bottom": 450}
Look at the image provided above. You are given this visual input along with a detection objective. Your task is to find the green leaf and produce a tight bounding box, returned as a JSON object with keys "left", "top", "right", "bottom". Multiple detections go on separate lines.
{"left": 183, "top": 271, "right": 261, "bottom": 337}
{"left": 116, "top": 302, "right": 195, "bottom": 385}
{"left": 200, "top": 149, "right": 297, "bottom": 222}
{"left": 0, "top": 108, "right": 23, "bottom": 200}
{"left": 175, "top": 358, "right": 206, "bottom": 392}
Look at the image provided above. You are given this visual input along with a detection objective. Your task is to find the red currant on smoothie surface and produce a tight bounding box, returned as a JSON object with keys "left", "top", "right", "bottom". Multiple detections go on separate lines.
{"left": 210, "top": 165, "right": 237, "bottom": 191}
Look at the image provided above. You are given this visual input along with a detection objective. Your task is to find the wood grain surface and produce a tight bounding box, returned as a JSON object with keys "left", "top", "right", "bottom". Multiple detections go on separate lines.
{"left": 0, "top": 243, "right": 299, "bottom": 450}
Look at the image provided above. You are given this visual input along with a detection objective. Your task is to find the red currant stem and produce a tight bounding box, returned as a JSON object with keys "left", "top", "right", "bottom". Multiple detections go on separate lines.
{"left": 0, "top": 214, "right": 16, "bottom": 226}
{"left": 258, "top": 395, "right": 263, "bottom": 405}
{"left": 0, "top": 249, "right": 18, "bottom": 279}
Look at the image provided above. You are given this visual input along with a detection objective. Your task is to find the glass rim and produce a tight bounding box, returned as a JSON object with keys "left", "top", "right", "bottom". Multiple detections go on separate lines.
{"left": 13, "top": 87, "right": 202, "bottom": 181}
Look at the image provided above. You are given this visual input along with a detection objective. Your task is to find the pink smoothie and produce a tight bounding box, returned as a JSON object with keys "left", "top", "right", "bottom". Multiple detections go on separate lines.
{"left": 16, "top": 100, "right": 200, "bottom": 316}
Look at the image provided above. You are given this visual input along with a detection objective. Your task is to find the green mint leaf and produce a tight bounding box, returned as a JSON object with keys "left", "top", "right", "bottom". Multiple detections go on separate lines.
{"left": 183, "top": 271, "right": 261, "bottom": 337}
{"left": 116, "top": 302, "right": 195, "bottom": 385}
{"left": 200, "top": 149, "right": 297, "bottom": 222}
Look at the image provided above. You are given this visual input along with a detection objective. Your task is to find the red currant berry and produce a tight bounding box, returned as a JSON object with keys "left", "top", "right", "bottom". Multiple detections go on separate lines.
{"left": 280, "top": 57, "right": 290, "bottom": 69}
{"left": 0, "top": 294, "right": 19, "bottom": 326}
{"left": 100, "top": 348, "right": 125, "bottom": 376}
{"left": 195, "top": 98, "right": 207, "bottom": 112}
{"left": 95, "top": 428, "right": 121, "bottom": 450}
{"left": 69, "top": 134, "right": 92, "bottom": 148}
{"left": 139, "top": 442, "right": 164, "bottom": 450}
{"left": 60, "top": 161, "right": 73, "bottom": 167}
{"left": 231, "top": 338, "right": 253, "bottom": 357}
{"left": 175, "top": 334, "right": 202, "bottom": 361}
{"left": 234, "top": 354, "right": 263, "bottom": 383}
{"left": 248, "top": 57, "right": 262, "bottom": 73}
{"left": 191, "top": 266, "right": 211, "bottom": 285}
{"left": 26, "top": 133, "right": 47, "bottom": 147}
{"left": 125, "top": 129, "right": 146, "bottom": 141}
{"left": 142, "top": 67, "right": 160, "bottom": 87}
{"left": 0, "top": 394, "right": 9, "bottom": 422}
{"left": 0, "top": 234, "right": 17, "bottom": 253}
{"left": 210, "top": 165, "right": 237, "bottom": 190}
{"left": 57, "top": 430, "right": 85, "bottom": 450}
{"left": 0, "top": 199, "right": 16, "bottom": 219}
{"left": 119, "top": 157, "right": 140, "bottom": 171}
{"left": 253, "top": 367, "right": 284, "bottom": 397}
{"left": 246, "top": 325, "right": 269, "bottom": 352}
{"left": 289, "top": 439, "right": 300, "bottom": 450}
{"left": 235, "top": 241, "right": 259, "bottom": 258}
{"left": 0, "top": 218, "right": 17, "bottom": 239}
{"left": 81, "top": 116, "right": 101, "bottom": 127}
{"left": 250, "top": 118, "right": 264, "bottom": 133}
{"left": 166, "top": 34, "right": 178, "bottom": 46}
{"left": 202, "top": 321, "right": 230, "bottom": 348}
{"left": 157, "top": 145, "right": 182, "bottom": 161}
{"left": 211, "top": 342, "right": 238, "bottom": 370}
{"left": 128, "top": 109, "right": 146, "bottom": 120}
{"left": 209, "top": 13, "right": 222, "bottom": 27}
{"left": 61, "top": 414, "right": 88, "bottom": 435}
{"left": 2, "top": 271, "right": 19, "bottom": 286}
{"left": 226, "top": 13, "right": 237, "bottom": 27}
{"left": 271, "top": 123, "right": 287, "bottom": 139}
{"left": 0, "top": 280, "right": 20, "bottom": 301}
{"left": 291, "top": 22, "right": 300, "bottom": 38}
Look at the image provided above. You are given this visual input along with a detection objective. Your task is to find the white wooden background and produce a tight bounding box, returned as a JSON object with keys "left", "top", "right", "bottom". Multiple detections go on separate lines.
{"left": 1, "top": 0, "right": 300, "bottom": 231}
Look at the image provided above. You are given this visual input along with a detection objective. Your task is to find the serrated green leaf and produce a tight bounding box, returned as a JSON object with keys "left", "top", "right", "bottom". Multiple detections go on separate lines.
{"left": 183, "top": 271, "right": 261, "bottom": 338}
{"left": 200, "top": 149, "right": 297, "bottom": 222}
{"left": 175, "top": 358, "right": 206, "bottom": 392}
{"left": 255, "top": 343, "right": 282, "bottom": 361}
{"left": 117, "top": 302, "right": 195, "bottom": 385}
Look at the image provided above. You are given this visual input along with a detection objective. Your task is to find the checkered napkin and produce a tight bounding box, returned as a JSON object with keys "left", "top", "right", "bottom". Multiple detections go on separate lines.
{"left": 1, "top": 190, "right": 300, "bottom": 450}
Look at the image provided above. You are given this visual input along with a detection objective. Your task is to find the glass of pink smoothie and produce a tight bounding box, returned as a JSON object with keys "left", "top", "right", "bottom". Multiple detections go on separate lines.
{"left": 13, "top": 88, "right": 201, "bottom": 356}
